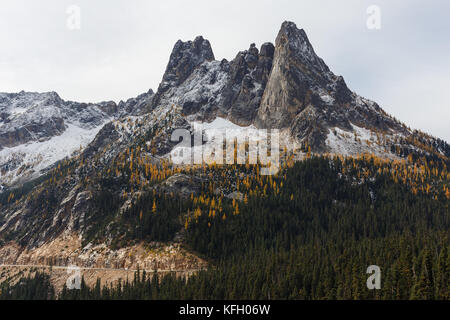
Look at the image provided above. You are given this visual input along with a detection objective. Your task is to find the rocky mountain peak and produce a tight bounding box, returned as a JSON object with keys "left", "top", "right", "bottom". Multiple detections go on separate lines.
{"left": 150, "top": 36, "right": 215, "bottom": 110}
{"left": 254, "top": 21, "right": 415, "bottom": 152}
{"left": 277, "top": 21, "right": 330, "bottom": 75}
{"left": 260, "top": 42, "right": 275, "bottom": 58}
{"left": 255, "top": 21, "right": 334, "bottom": 129}
{"left": 162, "top": 35, "right": 214, "bottom": 87}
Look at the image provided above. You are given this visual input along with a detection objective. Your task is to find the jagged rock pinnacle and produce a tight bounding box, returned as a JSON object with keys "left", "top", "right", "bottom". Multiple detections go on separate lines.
{"left": 162, "top": 36, "right": 214, "bottom": 87}
{"left": 150, "top": 36, "right": 215, "bottom": 110}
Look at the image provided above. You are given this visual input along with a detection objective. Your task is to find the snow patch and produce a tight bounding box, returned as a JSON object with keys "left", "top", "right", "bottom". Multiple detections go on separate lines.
{"left": 159, "top": 60, "right": 229, "bottom": 110}
{"left": 325, "top": 124, "right": 397, "bottom": 158}
{"left": 0, "top": 123, "right": 105, "bottom": 185}
{"left": 169, "top": 117, "right": 267, "bottom": 164}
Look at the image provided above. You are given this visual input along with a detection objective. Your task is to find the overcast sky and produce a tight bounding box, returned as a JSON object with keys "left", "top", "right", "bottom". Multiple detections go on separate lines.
{"left": 0, "top": 0, "right": 449, "bottom": 141}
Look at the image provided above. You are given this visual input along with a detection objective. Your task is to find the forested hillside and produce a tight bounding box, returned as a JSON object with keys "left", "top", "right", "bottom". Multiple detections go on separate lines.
{"left": 2, "top": 156, "right": 448, "bottom": 300}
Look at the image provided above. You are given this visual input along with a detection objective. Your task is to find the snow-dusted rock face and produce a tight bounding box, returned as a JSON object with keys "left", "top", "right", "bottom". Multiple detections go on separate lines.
{"left": 150, "top": 38, "right": 274, "bottom": 125}
{"left": 254, "top": 21, "right": 408, "bottom": 152}
{"left": 225, "top": 42, "right": 274, "bottom": 126}
{"left": 0, "top": 90, "right": 153, "bottom": 187}
{"left": 146, "top": 21, "right": 449, "bottom": 158}
{"left": 117, "top": 89, "right": 154, "bottom": 117}
{"left": 0, "top": 91, "right": 67, "bottom": 149}
{"left": 154, "top": 60, "right": 230, "bottom": 121}
{"left": 151, "top": 36, "right": 215, "bottom": 110}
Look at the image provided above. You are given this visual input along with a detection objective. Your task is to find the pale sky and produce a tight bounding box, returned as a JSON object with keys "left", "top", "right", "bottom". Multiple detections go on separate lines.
{"left": 0, "top": 0, "right": 449, "bottom": 141}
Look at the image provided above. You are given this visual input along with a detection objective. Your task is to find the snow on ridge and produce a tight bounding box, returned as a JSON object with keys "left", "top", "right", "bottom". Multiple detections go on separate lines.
{"left": 191, "top": 116, "right": 254, "bottom": 131}
{"left": 168, "top": 117, "right": 301, "bottom": 165}
{"left": 190, "top": 117, "right": 261, "bottom": 143}
{"left": 0, "top": 89, "right": 154, "bottom": 186}
{"left": 168, "top": 117, "right": 257, "bottom": 164}
{"left": 162, "top": 60, "right": 229, "bottom": 109}
{"left": 325, "top": 123, "right": 398, "bottom": 158}
{"left": 0, "top": 123, "right": 106, "bottom": 186}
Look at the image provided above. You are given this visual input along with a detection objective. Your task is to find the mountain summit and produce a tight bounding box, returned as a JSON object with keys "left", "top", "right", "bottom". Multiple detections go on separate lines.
{"left": 148, "top": 21, "right": 449, "bottom": 157}
{"left": 256, "top": 21, "right": 405, "bottom": 151}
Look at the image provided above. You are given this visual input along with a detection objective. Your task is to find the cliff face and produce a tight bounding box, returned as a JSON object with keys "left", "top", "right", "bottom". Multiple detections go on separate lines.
{"left": 255, "top": 21, "right": 334, "bottom": 129}
{"left": 254, "top": 21, "right": 410, "bottom": 151}
{"left": 226, "top": 42, "right": 274, "bottom": 126}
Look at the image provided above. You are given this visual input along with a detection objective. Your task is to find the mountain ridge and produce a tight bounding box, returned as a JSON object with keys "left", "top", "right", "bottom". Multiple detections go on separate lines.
{"left": 0, "top": 89, "right": 154, "bottom": 187}
{"left": 1, "top": 21, "right": 449, "bottom": 191}
{"left": 0, "top": 20, "right": 448, "bottom": 254}
{"left": 147, "top": 20, "right": 449, "bottom": 158}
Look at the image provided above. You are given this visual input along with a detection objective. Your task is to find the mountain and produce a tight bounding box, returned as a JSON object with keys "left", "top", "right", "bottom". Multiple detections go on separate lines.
{"left": 0, "top": 21, "right": 449, "bottom": 295}
{"left": 2, "top": 21, "right": 448, "bottom": 192}
{"left": 255, "top": 22, "right": 403, "bottom": 150}
{"left": 147, "top": 21, "right": 449, "bottom": 159}
{"left": 149, "top": 36, "right": 274, "bottom": 126}
{"left": 0, "top": 90, "right": 154, "bottom": 188}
